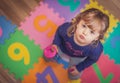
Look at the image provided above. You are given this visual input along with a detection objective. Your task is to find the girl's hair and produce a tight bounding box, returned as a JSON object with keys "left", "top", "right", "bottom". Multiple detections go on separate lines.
{"left": 67, "top": 8, "right": 109, "bottom": 45}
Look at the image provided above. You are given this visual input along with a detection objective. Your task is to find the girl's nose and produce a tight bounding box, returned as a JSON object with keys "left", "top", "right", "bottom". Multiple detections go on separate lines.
{"left": 83, "top": 28, "right": 89, "bottom": 35}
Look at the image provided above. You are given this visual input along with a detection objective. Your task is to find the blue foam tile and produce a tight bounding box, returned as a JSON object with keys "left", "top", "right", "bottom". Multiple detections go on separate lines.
{"left": 0, "top": 15, "right": 17, "bottom": 44}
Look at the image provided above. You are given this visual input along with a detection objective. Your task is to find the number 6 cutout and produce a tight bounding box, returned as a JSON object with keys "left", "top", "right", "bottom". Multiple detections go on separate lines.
{"left": 8, "top": 42, "right": 30, "bottom": 65}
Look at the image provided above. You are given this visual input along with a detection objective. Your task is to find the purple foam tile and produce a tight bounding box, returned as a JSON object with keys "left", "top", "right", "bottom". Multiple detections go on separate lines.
{"left": 44, "top": 0, "right": 89, "bottom": 21}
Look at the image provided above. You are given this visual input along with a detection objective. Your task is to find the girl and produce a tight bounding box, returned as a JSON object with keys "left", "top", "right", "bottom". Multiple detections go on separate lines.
{"left": 44, "top": 8, "right": 109, "bottom": 81}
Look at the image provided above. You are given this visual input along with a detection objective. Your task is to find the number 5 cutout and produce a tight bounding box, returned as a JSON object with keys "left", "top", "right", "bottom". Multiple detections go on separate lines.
{"left": 34, "top": 15, "right": 57, "bottom": 37}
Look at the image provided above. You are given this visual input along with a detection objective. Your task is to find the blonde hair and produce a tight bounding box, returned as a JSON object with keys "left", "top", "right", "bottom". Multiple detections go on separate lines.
{"left": 67, "top": 8, "right": 109, "bottom": 43}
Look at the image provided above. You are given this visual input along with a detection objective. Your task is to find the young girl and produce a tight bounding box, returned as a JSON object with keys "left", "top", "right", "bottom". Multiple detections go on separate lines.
{"left": 44, "top": 8, "right": 109, "bottom": 81}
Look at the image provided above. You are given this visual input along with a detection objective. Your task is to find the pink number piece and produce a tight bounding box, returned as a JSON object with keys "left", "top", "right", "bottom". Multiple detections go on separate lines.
{"left": 0, "top": 27, "right": 2, "bottom": 37}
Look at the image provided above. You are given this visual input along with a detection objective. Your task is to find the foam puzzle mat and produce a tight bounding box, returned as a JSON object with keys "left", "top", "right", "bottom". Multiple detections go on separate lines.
{"left": 0, "top": 0, "right": 120, "bottom": 83}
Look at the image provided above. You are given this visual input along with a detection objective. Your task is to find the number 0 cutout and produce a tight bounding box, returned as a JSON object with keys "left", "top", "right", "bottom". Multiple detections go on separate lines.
{"left": 8, "top": 42, "right": 30, "bottom": 65}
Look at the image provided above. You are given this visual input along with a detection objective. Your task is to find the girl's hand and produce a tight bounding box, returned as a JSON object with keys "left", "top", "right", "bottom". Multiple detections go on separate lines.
{"left": 68, "top": 66, "right": 80, "bottom": 76}
{"left": 52, "top": 44, "right": 58, "bottom": 52}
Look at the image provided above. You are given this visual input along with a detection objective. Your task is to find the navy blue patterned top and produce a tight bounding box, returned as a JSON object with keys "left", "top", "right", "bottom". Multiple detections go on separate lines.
{"left": 53, "top": 22, "right": 103, "bottom": 72}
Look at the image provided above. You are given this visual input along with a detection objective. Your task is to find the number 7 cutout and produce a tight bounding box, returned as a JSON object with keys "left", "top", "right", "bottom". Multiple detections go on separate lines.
{"left": 36, "top": 66, "right": 59, "bottom": 83}
{"left": 93, "top": 63, "right": 113, "bottom": 83}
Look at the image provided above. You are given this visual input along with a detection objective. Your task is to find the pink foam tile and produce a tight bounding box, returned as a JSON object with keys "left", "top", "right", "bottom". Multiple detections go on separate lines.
{"left": 81, "top": 66, "right": 100, "bottom": 83}
{"left": 81, "top": 53, "right": 120, "bottom": 83}
{"left": 19, "top": 2, "right": 65, "bottom": 49}
{"left": 97, "top": 54, "right": 120, "bottom": 83}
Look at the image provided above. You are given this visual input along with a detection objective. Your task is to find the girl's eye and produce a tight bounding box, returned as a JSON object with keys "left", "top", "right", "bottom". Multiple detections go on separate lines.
{"left": 82, "top": 24, "right": 86, "bottom": 28}
{"left": 90, "top": 30, "right": 95, "bottom": 34}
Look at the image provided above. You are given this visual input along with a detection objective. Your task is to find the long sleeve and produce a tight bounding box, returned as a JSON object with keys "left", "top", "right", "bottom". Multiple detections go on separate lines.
{"left": 53, "top": 22, "right": 70, "bottom": 46}
{"left": 52, "top": 26, "right": 62, "bottom": 46}
{"left": 76, "top": 55, "right": 99, "bottom": 72}
{"left": 76, "top": 42, "right": 103, "bottom": 72}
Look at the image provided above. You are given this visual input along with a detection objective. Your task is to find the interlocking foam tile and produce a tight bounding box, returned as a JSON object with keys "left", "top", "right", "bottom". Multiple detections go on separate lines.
{"left": 19, "top": 2, "right": 65, "bottom": 49}
{"left": 44, "top": 0, "right": 89, "bottom": 21}
{"left": 82, "top": 0, "right": 119, "bottom": 42}
{"left": 0, "top": 27, "right": 2, "bottom": 37}
{"left": 103, "top": 22, "right": 120, "bottom": 64}
{"left": 0, "top": 28, "right": 43, "bottom": 79}
{"left": 22, "top": 58, "right": 69, "bottom": 83}
{"left": 81, "top": 53, "right": 120, "bottom": 83}
{"left": 0, "top": 16, "right": 17, "bottom": 44}
{"left": 96, "top": 54, "right": 120, "bottom": 83}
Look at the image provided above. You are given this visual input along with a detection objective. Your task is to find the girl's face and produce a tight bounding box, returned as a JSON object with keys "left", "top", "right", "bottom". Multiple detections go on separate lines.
{"left": 74, "top": 20, "right": 100, "bottom": 46}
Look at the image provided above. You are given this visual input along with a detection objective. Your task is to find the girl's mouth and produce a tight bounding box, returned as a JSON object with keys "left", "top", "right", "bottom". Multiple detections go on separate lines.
{"left": 79, "top": 35, "right": 85, "bottom": 39}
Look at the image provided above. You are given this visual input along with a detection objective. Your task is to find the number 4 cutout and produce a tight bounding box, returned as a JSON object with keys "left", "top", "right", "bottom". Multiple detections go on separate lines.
{"left": 36, "top": 66, "right": 59, "bottom": 83}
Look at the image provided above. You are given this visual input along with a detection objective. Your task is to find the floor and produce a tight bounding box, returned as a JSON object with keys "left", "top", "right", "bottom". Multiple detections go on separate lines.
{"left": 97, "top": 0, "right": 120, "bottom": 21}
{"left": 0, "top": 0, "right": 42, "bottom": 83}
{"left": 0, "top": 0, "right": 42, "bottom": 25}
{"left": 0, "top": 0, "right": 120, "bottom": 26}
{"left": 0, "top": 0, "right": 120, "bottom": 83}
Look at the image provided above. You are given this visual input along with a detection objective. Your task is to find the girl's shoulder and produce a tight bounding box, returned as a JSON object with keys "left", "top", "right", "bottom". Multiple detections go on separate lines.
{"left": 90, "top": 41, "right": 103, "bottom": 56}
{"left": 92, "top": 41, "right": 103, "bottom": 51}
{"left": 61, "top": 22, "right": 71, "bottom": 26}
{"left": 58, "top": 22, "right": 71, "bottom": 30}
{"left": 57, "top": 22, "right": 72, "bottom": 36}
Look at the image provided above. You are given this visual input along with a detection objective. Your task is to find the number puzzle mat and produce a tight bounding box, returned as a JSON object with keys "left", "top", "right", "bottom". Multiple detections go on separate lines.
{"left": 0, "top": 0, "right": 120, "bottom": 83}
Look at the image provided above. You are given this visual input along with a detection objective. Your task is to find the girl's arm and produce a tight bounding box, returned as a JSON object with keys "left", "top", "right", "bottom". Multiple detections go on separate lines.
{"left": 52, "top": 22, "right": 70, "bottom": 49}
{"left": 76, "top": 42, "right": 103, "bottom": 72}
{"left": 76, "top": 56, "right": 98, "bottom": 72}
